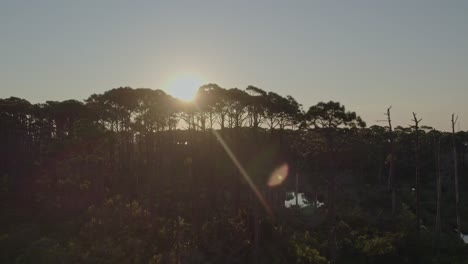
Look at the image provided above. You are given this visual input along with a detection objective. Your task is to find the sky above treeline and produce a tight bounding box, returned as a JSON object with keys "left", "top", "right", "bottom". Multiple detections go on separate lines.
{"left": 1, "top": 0, "right": 467, "bottom": 131}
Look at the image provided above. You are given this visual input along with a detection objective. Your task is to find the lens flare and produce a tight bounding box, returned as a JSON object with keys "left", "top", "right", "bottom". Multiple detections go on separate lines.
{"left": 191, "top": 100, "right": 272, "bottom": 216}
{"left": 211, "top": 130, "right": 272, "bottom": 216}
{"left": 267, "top": 163, "right": 289, "bottom": 187}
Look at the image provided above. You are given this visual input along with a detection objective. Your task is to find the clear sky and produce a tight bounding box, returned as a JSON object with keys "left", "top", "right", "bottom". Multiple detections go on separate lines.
{"left": 1, "top": 0, "right": 467, "bottom": 131}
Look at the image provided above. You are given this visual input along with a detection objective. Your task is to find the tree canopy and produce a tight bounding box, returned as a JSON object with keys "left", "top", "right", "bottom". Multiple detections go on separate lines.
{"left": 1, "top": 85, "right": 467, "bottom": 264}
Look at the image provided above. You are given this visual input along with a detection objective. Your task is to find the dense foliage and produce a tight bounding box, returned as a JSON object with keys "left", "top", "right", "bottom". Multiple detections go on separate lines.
{"left": 1, "top": 85, "right": 467, "bottom": 263}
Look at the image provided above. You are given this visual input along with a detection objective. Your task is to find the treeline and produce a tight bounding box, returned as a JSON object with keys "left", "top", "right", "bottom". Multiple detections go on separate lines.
{"left": 1, "top": 85, "right": 467, "bottom": 263}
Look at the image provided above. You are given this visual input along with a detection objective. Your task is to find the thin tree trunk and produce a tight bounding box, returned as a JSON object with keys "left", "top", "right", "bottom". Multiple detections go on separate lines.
{"left": 412, "top": 112, "right": 422, "bottom": 238}
{"left": 295, "top": 168, "right": 299, "bottom": 206}
{"left": 386, "top": 107, "right": 396, "bottom": 214}
{"left": 452, "top": 114, "right": 461, "bottom": 236}
{"left": 327, "top": 136, "right": 337, "bottom": 264}
{"left": 435, "top": 135, "right": 442, "bottom": 239}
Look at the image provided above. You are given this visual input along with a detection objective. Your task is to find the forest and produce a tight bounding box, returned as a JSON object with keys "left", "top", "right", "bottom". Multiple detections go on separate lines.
{"left": 1, "top": 85, "right": 467, "bottom": 263}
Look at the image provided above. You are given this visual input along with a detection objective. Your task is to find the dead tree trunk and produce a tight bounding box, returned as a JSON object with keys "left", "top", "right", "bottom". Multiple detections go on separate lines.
{"left": 435, "top": 133, "right": 442, "bottom": 239}
{"left": 452, "top": 114, "right": 461, "bottom": 236}
{"left": 412, "top": 112, "right": 422, "bottom": 238}
{"left": 386, "top": 107, "right": 396, "bottom": 214}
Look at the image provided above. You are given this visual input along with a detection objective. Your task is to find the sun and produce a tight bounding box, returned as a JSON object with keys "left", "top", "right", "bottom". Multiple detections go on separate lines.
{"left": 164, "top": 73, "right": 204, "bottom": 101}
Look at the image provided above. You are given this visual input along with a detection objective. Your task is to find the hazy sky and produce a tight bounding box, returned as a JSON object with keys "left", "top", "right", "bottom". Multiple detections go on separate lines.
{"left": 1, "top": 0, "right": 467, "bottom": 131}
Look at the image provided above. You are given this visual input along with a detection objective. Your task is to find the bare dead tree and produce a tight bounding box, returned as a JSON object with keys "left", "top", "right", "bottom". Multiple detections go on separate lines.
{"left": 412, "top": 112, "right": 422, "bottom": 237}
{"left": 435, "top": 132, "right": 442, "bottom": 239}
{"left": 385, "top": 106, "right": 396, "bottom": 214}
{"left": 452, "top": 114, "right": 461, "bottom": 237}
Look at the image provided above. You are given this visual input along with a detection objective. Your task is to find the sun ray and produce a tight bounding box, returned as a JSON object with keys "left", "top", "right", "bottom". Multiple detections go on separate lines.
{"left": 210, "top": 127, "right": 272, "bottom": 217}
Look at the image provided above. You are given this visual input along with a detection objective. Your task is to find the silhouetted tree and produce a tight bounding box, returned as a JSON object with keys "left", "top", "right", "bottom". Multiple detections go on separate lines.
{"left": 303, "top": 101, "right": 365, "bottom": 264}
{"left": 452, "top": 114, "right": 461, "bottom": 236}
{"left": 412, "top": 112, "right": 422, "bottom": 238}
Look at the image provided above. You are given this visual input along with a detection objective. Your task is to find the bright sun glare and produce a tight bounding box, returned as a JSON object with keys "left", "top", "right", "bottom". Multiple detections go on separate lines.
{"left": 165, "top": 74, "right": 204, "bottom": 101}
